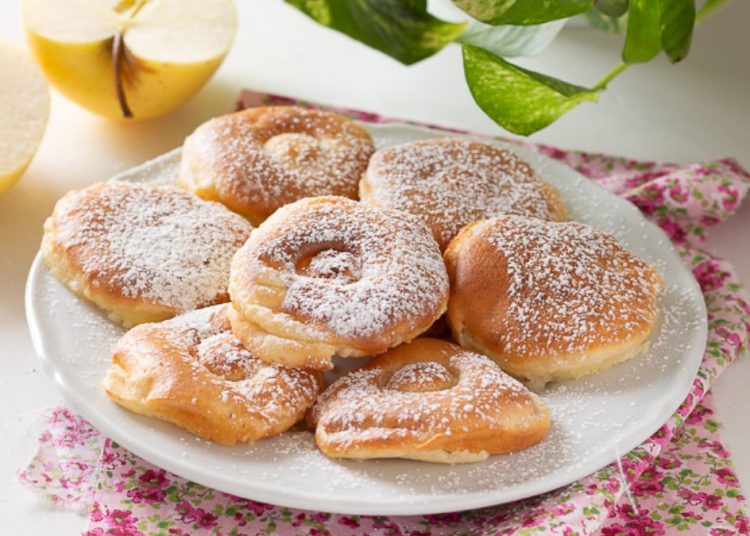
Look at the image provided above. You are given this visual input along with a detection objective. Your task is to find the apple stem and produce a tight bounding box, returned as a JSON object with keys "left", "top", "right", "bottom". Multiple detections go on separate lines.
{"left": 112, "top": 31, "right": 133, "bottom": 119}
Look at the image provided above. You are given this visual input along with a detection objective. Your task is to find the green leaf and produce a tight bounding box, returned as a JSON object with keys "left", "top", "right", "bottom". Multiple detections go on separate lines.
{"left": 284, "top": 0, "right": 466, "bottom": 65}
{"left": 623, "top": 0, "right": 697, "bottom": 64}
{"left": 622, "top": 0, "right": 661, "bottom": 63}
{"left": 462, "top": 44, "right": 598, "bottom": 135}
{"left": 452, "top": 0, "right": 515, "bottom": 22}
{"left": 596, "top": 0, "right": 629, "bottom": 17}
{"left": 660, "top": 0, "right": 695, "bottom": 62}
{"left": 459, "top": 19, "right": 567, "bottom": 57}
{"left": 453, "top": 0, "right": 593, "bottom": 25}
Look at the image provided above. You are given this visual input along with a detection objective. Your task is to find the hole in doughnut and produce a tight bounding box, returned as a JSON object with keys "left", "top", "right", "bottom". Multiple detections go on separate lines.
{"left": 295, "top": 243, "right": 361, "bottom": 283}
{"left": 263, "top": 133, "right": 321, "bottom": 165}
{"left": 192, "top": 332, "right": 262, "bottom": 382}
{"left": 385, "top": 361, "right": 457, "bottom": 393}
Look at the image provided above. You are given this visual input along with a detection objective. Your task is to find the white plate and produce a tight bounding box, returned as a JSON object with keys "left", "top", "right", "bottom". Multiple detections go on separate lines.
{"left": 25, "top": 123, "right": 707, "bottom": 515}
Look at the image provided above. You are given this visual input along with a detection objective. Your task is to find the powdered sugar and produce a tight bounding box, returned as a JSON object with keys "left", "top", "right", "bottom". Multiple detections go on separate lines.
{"left": 181, "top": 107, "right": 374, "bottom": 219}
{"left": 52, "top": 182, "right": 251, "bottom": 314}
{"left": 302, "top": 249, "right": 361, "bottom": 283}
{"left": 482, "top": 216, "right": 662, "bottom": 356}
{"left": 162, "top": 305, "right": 320, "bottom": 426}
{"left": 363, "top": 138, "right": 563, "bottom": 249}
{"left": 312, "top": 347, "right": 543, "bottom": 448}
{"left": 250, "top": 198, "right": 448, "bottom": 340}
{"left": 30, "top": 121, "right": 707, "bottom": 510}
{"left": 386, "top": 361, "right": 455, "bottom": 392}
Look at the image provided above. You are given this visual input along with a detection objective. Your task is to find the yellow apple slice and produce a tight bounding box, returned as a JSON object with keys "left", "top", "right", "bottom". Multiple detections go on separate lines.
{"left": 22, "top": 0, "right": 237, "bottom": 120}
{"left": 0, "top": 40, "right": 50, "bottom": 195}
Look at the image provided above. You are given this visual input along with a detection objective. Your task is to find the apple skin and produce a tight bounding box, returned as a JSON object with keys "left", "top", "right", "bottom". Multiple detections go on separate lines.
{"left": 25, "top": 32, "right": 228, "bottom": 121}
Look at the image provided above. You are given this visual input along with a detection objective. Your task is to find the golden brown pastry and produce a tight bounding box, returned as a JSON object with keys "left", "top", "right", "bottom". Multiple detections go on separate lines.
{"left": 309, "top": 338, "right": 551, "bottom": 463}
{"left": 444, "top": 216, "right": 663, "bottom": 386}
{"left": 102, "top": 304, "right": 321, "bottom": 445}
{"left": 42, "top": 182, "right": 252, "bottom": 327}
{"left": 228, "top": 196, "right": 449, "bottom": 371}
{"left": 361, "top": 138, "right": 567, "bottom": 251}
{"left": 178, "top": 106, "right": 375, "bottom": 225}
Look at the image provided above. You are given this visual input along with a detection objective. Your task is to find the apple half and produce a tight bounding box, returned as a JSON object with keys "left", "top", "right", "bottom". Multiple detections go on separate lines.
{"left": 22, "top": 0, "right": 237, "bottom": 120}
{"left": 0, "top": 40, "right": 50, "bottom": 195}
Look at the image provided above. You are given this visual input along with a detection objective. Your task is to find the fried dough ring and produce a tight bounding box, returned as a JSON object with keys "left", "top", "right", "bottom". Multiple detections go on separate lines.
{"left": 361, "top": 138, "right": 566, "bottom": 251}
{"left": 445, "top": 216, "right": 663, "bottom": 386}
{"left": 309, "top": 338, "right": 551, "bottom": 463}
{"left": 228, "top": 196, "right": 449, "bottom": 371}
{"left": 179, "top": 106, "right": 375, "bottom": 225}
{"left": 42, "top": 181, "right": 252, "bottom": 327}
{"left": 102, "top": 305, "right": 321, "bottom": 445}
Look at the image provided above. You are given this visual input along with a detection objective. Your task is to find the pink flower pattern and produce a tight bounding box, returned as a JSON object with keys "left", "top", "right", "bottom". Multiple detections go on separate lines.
{"left": 18, "top": 91, "right": 750, "bottom": 535}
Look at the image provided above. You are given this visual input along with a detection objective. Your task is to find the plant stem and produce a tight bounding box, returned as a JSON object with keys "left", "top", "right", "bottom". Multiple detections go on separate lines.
{"left": 591, "top": 0, "right": 733, "bottom": 92}
{"left": 592, "top": 62, "right": 629, "bottom": 90}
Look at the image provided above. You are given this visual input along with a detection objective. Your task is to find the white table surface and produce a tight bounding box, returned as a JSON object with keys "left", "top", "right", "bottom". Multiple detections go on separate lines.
{"left": 1, "top": 2, "right": 748, "bottom": 533}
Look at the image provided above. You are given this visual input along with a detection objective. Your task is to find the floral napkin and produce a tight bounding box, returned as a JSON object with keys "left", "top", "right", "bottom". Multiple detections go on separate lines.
{"left": 19, "top": 91, "right": 750, "bottom": 535}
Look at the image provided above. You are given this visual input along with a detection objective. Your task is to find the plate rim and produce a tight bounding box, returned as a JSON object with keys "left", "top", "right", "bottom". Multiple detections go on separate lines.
{"left": 24, "top": 121, "right": 708, "bottom": 515}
